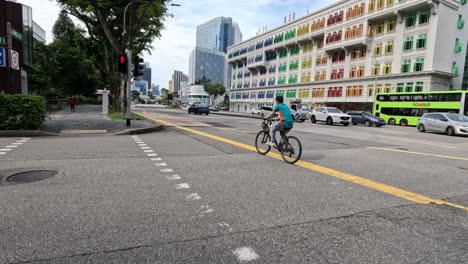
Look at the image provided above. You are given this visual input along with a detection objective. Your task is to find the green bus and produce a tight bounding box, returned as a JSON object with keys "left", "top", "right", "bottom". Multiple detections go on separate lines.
{"left": 373, "top": 90, "right": 468, "bottom": 126}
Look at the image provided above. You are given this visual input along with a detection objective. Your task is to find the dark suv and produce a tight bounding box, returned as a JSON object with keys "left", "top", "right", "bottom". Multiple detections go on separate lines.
{"left": 347, "top": 111, "right": 386, "bottom": 127}
{"left": 188, "top": 104, "right": 210, "bottom": 115}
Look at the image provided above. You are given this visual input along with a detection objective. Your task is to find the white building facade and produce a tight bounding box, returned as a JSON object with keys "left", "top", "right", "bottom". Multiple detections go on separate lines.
{"left": 227, "top": 0, "right": 468, "bottom": 113}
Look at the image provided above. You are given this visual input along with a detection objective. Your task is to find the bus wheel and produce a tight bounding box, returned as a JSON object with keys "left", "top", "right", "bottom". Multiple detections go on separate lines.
{"left": 400, "top": 119, "right": 408, "bottom": 126}
{"left": 388, "top": 118, "right": 396, "bottom": 125}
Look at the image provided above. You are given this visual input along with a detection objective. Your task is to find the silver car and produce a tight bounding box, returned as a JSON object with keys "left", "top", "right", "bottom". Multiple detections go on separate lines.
{"left": 417, "top": 112, "right": 468, "bottom": 136}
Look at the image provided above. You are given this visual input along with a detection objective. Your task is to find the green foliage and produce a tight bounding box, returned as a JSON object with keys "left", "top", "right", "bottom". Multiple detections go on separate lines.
{"left": 132, "top": 90, "right": 140, "bottom": 100}
{"left": 0, "top": 93, "right": 46, "bottom": 130}
{"left": 30, "top": 12, "right": 100, "bottom": 97}
{"left": 204, "top": 83, "right": 226, "bottom": 98}
{"left": 75, "top": 96, "right": 99, "bottom": 105}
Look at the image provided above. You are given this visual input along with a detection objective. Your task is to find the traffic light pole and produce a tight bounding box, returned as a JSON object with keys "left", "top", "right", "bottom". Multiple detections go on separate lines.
{"left": 126, "top": 49, "right": 132, "bottom": 127}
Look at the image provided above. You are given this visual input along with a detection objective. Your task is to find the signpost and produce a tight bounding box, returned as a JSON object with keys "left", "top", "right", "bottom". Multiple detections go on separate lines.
{"left": 0, "top": 37, "right": 5, "bottom": 45}
{"left": 11, "top": 29, "right": 23, "bottom": 41}
{"left": 0, "top": 48, "right": 5, "bottom": 67}
{"left": 10, "top": 50, "right": 19, "bottom": 70}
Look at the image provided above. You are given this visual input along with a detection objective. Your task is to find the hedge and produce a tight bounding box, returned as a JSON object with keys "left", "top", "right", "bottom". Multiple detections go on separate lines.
{"left": 0, "top": 93, "right": 46, "bottom": 130}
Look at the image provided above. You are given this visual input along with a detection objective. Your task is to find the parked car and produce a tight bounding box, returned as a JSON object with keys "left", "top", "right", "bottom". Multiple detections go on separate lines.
{"left": 417, "top": 112, "right": 468, "bottom": 136}
{"left": 259, "top": 106, "right": 273, "bottom": 118}
{"left": 310, "top": 107, "right": 351, "bottom": 126}
{"left": 251, "top": 108, "right": 260, "bottom": 115}
{"left": 188, "top": 104, "right": 210, "bottom": 115}
{"left": 347, "top": 111, "right": 386, "bottom": 127}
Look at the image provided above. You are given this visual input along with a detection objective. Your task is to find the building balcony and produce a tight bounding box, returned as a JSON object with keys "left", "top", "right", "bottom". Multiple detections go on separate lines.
{"left": 324, "top": 35, "right": 372, "bottom": 53}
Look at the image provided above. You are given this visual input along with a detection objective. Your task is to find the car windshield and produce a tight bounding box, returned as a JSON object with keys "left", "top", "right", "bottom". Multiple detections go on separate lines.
{"left": 446, "top": 114, "right": 468, "bottom": 122}
{"left": 326, "top": 108, "right": 342, "bottom": 113}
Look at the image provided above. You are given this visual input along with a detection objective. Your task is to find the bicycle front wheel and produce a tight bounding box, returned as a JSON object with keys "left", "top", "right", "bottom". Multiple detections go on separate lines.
{"left": 281, "top": 136, "right": 302, "bottom": 164}
{"left": 255, "top": 131, "right": 271, "bottom": 155}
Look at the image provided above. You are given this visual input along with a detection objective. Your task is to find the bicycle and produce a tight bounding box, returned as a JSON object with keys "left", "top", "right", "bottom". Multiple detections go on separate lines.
{"left": 255, "top": 119, "right": 302, "bottom": 164}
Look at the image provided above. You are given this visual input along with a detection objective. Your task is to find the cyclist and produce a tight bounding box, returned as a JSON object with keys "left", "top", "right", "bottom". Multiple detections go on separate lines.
{"left": 265, "top": 96, "right": 293, "bottom": 147}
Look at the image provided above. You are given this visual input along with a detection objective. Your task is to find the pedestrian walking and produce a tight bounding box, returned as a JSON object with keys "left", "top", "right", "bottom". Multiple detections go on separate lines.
{"left": 68, "top": 96, "right": 76, "bottom": 112}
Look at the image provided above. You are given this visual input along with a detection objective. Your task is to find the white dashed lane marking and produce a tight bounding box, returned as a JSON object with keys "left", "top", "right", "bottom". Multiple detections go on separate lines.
{"left": 141, "top": 147, "right": 150, "bottom": 149}
{"left": 147, "top": 154, "right": 158, "bottom": 157}
{"left": 154, "top": 163, "right": 167, "bottom": 167}
{"left": 1, "top": 138, "right": 30, "bottom": 156}
{"left": 151, "top": 158, "right": 162, "bottom": 161}
{"left": 166, "top": 175, "right": 181, "bottom": 180}
{"left": 160, "top": 168, "right": 174, "bottom": 172}
{"left": 144, "top": 150, "right": 154, "bottom": 153}
{"left": 176, "top": 183, "right": 190, "bottom": 189}
{"left": 197, "top": 205, "right": 214, "bottom": 215}
{"left": 186, "top": 193, "right": 201, "bottom": 201}
{"left": 233, "top": 247, "right": 260, "bottom": 262}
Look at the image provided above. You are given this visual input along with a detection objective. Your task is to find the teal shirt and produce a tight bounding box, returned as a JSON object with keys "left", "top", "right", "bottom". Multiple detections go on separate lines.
{"left": 274, "top": 103, "right": 293, "bottom": 128}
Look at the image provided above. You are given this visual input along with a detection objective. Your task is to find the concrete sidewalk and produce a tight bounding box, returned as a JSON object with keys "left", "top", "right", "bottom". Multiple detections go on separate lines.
{"left": 40, "top": 105, "right": 162, "bottom": 136}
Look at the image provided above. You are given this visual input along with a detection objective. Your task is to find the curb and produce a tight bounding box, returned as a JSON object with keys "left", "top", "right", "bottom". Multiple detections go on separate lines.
{"left": 0, "top": 130, "right": 59, "bottom": 137}
{"left": 113, "top": 124, "right": 164, "bottom": 135}
{"left": 211, "top": 112, "right": 263, "bottom": 120}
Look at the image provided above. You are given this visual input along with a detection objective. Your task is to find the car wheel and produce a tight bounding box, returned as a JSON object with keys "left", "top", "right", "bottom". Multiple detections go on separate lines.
{"left": 343, "top": 123, "right": 349, "bottom": 126}
{"left": 364, "top": 120, "right": 372, "bottom": 127}
{"left": 400, "top": 119, "right": 408, "bottom": 126}
{"left": 311, "top": 116, "right": 317, "bottom": 123}
{"left": 261, "top": 113, "right": 265, "bottom": 118}
{"left": 206, "top": 112, "right": 209, "bottom": 115}
{"left": 352, "top": 123, "right": 357, "bottom": 126}
{"left": 388, "top": 118, "right": 396, "bottom": 125}
{"left": 326, "top": 117, "right": 333, "bottom": 125}
{"left": 418, "top": 124, "right": 426, "bottom": 132}
{"left": 446, "top": 126, "right": 456, "bottom": 136}
{"left": 376, "top": 125, "right": 382, "bottom": 128}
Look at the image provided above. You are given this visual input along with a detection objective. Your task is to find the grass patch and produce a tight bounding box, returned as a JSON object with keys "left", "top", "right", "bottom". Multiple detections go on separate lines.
{"left": 108, "top": 112, "right": 142, "bottom": 120}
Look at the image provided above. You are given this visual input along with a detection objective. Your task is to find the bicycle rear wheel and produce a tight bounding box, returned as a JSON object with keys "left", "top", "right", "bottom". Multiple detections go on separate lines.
{"left": 255, "top": 131, "right": 271, "bottom": 155}
{"left": 281, "top": 136, "right": 302, "bottom": 164}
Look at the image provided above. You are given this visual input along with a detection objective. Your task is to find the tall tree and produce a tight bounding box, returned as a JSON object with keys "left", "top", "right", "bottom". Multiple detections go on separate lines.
{"left": 203, "top": 82, "right": 226, "bottom": 105}
{"left": 54, "top": 0, "right": 168, "bottom": 111}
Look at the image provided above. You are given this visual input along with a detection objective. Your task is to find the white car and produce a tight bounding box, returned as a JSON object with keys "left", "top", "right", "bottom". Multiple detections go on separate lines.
{"left": 251, "top": 108, "right": 260, "bottom": 115}
{"left": 310, "top": 107, "right": 351, "bottom": 126}
{"left": 259, "top": 106, "right": 273, "bottom": 118}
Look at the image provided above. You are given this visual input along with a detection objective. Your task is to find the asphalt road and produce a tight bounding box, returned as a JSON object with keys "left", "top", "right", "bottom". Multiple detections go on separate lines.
{"left": 0, "top": 108, "right": 467, "bottom": 263}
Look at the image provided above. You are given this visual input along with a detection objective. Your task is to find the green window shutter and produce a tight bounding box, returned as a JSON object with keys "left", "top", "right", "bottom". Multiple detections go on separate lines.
{"left": 415, "top": 82, "right": 424, "bottom": 92}
{"left": 455, "top": 39, "right": 463, "bottom": 52}
{"left": 396, "top": 83, "right": 404, "bottom": 92}
{"left": 461, "top": 0, "right": 467, "bottom": 5}
{"left": 458, "top": 16, "right": 465, "bottom": 29}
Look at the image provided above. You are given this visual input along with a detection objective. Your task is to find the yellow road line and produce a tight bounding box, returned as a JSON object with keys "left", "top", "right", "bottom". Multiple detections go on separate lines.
{"left": 214, "top": 127, "right": 237, "bottom": 131}
{"left": 138, "top": 112, "right": 468, "bottom": 212}
{"left": 367, "top": 147, "right": 468, "bottom": 161}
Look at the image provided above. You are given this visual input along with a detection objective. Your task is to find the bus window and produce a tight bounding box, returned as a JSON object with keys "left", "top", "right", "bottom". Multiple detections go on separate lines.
{"left": 375, "top": 104, "right": 380, "bottom": 110}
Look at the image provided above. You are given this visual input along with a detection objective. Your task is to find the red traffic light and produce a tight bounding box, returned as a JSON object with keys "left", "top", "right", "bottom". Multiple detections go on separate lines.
{"left": 119, "top": 55, "right": 126, "bottom": 64}
{"left": 117, "top": 54, "right": 128, "bottom": 74}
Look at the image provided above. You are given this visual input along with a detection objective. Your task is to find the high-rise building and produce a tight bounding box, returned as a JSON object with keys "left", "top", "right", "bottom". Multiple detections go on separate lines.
{"left": 32, "top": 21, "right": 46, "bottom": 43}
{"left": 227, "top": 0, "right": 468, "bottom": 113}
{"left": 189, "top": 47, "right": 226, "bottom": 85}
{"left": 151, "top": 84, "right": 160, "bottom": 96}
{"left": 142, "top": 62, "right": 152, "bottom": 86}
{"left": 171, "top": 70, "right": 189, "bottom": 94}
{"left": 0, "top": 0, "right": 33, "bottom": 94}
{"left": 190, "top": 17, "right": 243, "bottom": 89}
{"left": 168, "top": 80, "right": 174, "bottom": 94}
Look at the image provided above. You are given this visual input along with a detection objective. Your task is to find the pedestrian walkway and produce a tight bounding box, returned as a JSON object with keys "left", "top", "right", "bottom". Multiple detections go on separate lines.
{"left": 43, "top": 105, "right": 157, "bottom": 135}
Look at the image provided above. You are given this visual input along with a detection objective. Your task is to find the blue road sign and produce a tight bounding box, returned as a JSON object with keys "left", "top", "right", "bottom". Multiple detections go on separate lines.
{"left": 0, "top": 48, "right": 5, "bottom": 67}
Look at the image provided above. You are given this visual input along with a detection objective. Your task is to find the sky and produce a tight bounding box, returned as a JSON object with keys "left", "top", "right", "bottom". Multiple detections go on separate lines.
{"left": 16, "top": 0, "right": 330, "bottom": 89}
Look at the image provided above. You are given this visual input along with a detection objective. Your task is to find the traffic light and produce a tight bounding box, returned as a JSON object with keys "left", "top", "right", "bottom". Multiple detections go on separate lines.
{"left": 117, "top": 54, "right": 128, "bottom": 74}
{"left": 133, "top": 55, "right": 144, "bottom": 78}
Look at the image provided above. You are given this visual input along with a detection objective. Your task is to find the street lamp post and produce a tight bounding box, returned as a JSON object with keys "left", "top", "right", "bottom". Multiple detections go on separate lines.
{"left": 122, "top": 0, "right": 180, "bottom": 126}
